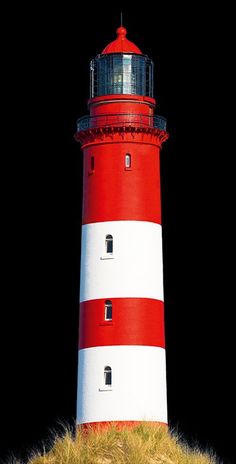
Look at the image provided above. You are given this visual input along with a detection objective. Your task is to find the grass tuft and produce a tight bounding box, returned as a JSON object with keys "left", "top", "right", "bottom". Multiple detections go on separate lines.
{"left": 26, "top": 423, "right": 216, "bottom": 464}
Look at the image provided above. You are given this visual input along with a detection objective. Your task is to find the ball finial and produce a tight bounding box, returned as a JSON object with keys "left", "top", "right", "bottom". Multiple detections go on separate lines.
{"left": 116, "top": 26, "right": 127, "bottom": 38}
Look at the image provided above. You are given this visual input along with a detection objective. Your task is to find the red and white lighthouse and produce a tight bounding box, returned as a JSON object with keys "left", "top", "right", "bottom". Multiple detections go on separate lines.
{"left": 75, "top": 25, "right": 169, "bottom": 428}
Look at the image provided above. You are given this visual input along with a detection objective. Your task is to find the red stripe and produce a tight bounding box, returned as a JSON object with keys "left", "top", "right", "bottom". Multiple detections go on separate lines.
{"left": 89, "top": 94, "right": 155, "bottom": 113}
{"left": 82, "top": 142, "right": 162, "bottom": 225}
{"left": 79, "top": 298, "right": 165, "bottom": 349}
{"left": 78, "top": 420, "right": 168, "bottom": 432}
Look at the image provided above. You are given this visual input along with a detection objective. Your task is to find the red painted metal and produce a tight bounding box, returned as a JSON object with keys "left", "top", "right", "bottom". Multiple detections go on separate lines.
{"left": 102, "top": 27, "right": 142, "bottom": 55}
{"left": 79, "top": 298, "right": 165, "bottom": 349}
{"left": 81, "top": 141, "right": 162, "bottom": 225}
{"left": 88, "top": 94, "right": 156, "bottom": 115}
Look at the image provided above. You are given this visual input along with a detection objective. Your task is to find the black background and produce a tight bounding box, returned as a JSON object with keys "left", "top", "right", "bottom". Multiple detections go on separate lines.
{"left": 1, "top": 2, "right": 234, "bottom": 463}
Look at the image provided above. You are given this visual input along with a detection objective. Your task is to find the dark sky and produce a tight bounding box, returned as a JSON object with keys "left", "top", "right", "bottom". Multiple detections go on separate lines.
{"left": 1, "top": 3, "right": 234, "bottom": 463}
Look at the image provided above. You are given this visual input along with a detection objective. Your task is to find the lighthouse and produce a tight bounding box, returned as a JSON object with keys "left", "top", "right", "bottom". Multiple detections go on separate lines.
{"left": 75, "top": 25, "right": 169, "bottom": 428}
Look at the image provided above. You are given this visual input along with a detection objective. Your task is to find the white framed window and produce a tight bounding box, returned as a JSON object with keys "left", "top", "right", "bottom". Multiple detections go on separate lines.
{"left": 104, "top": 366, "right": 112, "bottom": 386}
{"left": 100, "top": 234, "right": 114, "bottom": 260}
{"left": 125, "top": 153, "right": 131, "bottom": 168}
{"left": 105, "top": 300, "right": 112, "bottom": 321}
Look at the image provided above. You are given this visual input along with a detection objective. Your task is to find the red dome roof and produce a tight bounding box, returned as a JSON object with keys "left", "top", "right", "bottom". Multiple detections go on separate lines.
{"left": 102, "top": 27, "right": 142, "bottom": 55}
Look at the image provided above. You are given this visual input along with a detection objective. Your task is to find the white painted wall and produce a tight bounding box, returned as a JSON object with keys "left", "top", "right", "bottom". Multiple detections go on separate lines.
{"left": 77, "top": 345, "right": 167, "bottom": 424}
{"left": 80, "top": 221, "right": 164, "bottom": 302}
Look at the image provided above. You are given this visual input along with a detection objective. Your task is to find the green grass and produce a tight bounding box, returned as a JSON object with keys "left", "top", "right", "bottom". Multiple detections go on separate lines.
{"left": 22, "top": 423, "right": 216, "bottom": 464}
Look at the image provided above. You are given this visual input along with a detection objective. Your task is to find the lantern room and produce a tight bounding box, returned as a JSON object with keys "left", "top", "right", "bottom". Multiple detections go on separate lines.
{"left": 90, "top": 27, "right": 154, "bottom": 98}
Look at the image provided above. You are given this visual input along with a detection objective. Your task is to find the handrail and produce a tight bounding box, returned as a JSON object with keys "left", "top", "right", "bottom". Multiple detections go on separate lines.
{"left": 77, "top": 113, "right": 167, "bottom": 132}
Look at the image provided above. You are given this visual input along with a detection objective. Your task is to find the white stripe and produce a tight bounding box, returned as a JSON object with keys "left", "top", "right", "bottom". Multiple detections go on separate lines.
{"left": 77, "top": 345, "right": 167, "bottom": 424}
{"left": 80, "top": 221, "right": 164, "bottom": 302}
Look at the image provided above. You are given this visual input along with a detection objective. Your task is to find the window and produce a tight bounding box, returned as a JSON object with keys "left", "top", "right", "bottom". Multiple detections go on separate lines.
{"left": 125, "top": 153, "right": 131, "bottom": 168}
{"left": 105, "top": 300, "right": 112, "bottom": 321}
{"left": 104, "top": 366, "right": 112, "bottom": 386}
{"left": 100, "top": 234, "right": 114, "bottom": 260}
{"left": 99, "top": 366, "right": 113, "bottom": 391}
{"left": 105, "top": 234, "right": 113, "bottom": 254}
{"left": 91, "top": 156, "right": 95, "bottom": 171}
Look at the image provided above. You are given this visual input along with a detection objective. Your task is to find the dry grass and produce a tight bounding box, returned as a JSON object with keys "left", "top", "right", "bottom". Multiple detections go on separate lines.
{"left": 24, "top": 423, "right": 216, "bottom": 464}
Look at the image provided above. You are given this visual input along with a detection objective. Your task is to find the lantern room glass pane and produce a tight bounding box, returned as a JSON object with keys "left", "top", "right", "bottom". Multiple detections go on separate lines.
{"left": 90, "top": 53, "right": 153, "bottom": 98}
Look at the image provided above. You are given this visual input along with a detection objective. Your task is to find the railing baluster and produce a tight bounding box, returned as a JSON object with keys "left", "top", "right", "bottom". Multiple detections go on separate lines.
{"left": 77, "top": 113, "right": 167, "bottom": 132}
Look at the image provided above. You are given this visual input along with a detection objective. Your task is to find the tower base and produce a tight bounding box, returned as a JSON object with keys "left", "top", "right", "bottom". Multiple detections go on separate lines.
{"left": 77, "top": 420, "right": 168, "bottom": 433}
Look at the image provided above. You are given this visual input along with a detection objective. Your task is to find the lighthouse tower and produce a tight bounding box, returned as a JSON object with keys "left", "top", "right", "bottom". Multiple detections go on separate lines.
{"left": 75, "top": 25, "right": 169, "bottom": 428}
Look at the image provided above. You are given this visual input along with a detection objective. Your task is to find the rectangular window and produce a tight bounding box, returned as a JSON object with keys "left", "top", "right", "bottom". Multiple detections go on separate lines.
{"left": 104, "top": 367, "right": 112, "bottom": 386}
{"left": 105, "top": 300, "right": 112, "bottom": 321}
{"left": 106, "top": 235, "right": 113, "bottom": 254}
{"left": 125, "top": 153, "right": 131, "bottom": 168}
